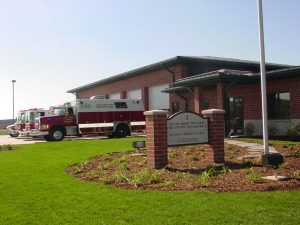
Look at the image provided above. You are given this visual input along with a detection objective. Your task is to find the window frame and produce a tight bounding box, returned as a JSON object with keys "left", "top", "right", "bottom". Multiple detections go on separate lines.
{"left": 267, "top": 91, "right": 290, "bottom": 120}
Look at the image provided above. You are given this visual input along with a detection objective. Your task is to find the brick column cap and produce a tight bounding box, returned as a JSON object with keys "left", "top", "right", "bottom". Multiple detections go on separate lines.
{"left": 202, "top": 109, "right": 225, "bottom": 115}
{"left": 144, "top": 110, "right": 168, "bottom": 116}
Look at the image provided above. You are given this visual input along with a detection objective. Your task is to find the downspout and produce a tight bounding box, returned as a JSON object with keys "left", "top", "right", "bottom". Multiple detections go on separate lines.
{"left": 161, "top": 63, "right": 176, "bottom": 83}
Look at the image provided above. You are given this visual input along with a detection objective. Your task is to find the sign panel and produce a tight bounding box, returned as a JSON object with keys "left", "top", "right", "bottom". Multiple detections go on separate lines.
{"left": 167, "top": 111, "right": 208, "bottom": 146}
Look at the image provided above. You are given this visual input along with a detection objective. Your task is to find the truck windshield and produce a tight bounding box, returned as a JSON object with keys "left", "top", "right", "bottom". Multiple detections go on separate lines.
{"left": 25, "top": 112, "right": 35, "bottom": 123}
{"left": 17, "top": 113, "right": 25, "bottom": 123}
{"left": 53, "top": 108, "right": 66, "bottom": 115}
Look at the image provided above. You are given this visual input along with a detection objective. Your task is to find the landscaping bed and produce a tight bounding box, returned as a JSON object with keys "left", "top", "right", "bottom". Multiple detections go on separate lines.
{"left": 66, "top": 143, "right": 300, "bottom": 192}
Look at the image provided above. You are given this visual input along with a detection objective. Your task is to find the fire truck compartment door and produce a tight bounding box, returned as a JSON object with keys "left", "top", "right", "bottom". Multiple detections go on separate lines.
{"left": 66, "top": 126, "right": 77, "bottom": 135}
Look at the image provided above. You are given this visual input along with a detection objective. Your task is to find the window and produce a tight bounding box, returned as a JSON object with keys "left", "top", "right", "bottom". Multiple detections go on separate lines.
{"left": 114, "top": 102, "right": 128, "bottom": 109}
{"left": 267, "top": 92, "right": 290, "bottom": 119}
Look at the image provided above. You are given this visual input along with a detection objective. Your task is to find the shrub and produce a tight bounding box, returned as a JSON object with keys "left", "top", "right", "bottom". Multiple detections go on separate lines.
{"left": 0, "top": 144, "right": 15, "bottom": 151}
{"left": 244, "top": 122, "right": 256, "bottom": 136}
{"left": 286, "top": 123, "right": 300, "bottom": 141}
{"left": 246, "top": 168, "right": 266, "bottom": 183}
{"left": 268, "top": 124, "right": 278, "bottom": 137}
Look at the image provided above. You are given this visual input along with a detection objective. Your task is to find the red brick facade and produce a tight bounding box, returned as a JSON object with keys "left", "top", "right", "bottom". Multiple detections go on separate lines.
{"left": 144, "top": 110, "right": 168, "bottom": 169}
{"left": 71, "top": 56, "right": 299, "bottom": 136}
{"left": 77, "top": 64, "right": 187, "bottom": 101}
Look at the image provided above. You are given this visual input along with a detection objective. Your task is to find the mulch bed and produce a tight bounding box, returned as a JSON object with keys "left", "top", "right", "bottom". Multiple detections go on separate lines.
{"left": 66, "top": 143, "right": 300, "bottom": 192}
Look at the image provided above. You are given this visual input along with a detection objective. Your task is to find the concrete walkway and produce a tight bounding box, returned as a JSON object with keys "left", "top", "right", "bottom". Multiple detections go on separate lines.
{"left": 225, "top": 139, "right": 277, "bottom": 158}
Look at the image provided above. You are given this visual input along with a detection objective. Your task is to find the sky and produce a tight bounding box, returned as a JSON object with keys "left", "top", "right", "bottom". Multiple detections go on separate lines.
{"left": 0, "top": 0, "right": 299, "bottom": 119}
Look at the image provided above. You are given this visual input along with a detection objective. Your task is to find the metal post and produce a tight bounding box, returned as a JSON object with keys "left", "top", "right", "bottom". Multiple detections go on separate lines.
{"left": 257, "top": 0, "right": 269, "bottom": 154}
{"left": 12, "top": 80, "right": 16, "bottom": 121}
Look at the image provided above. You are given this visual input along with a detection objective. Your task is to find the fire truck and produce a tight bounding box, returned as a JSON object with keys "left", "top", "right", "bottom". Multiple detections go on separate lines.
{"left": 31, "top": 99, "right": 145, "bottom": 141}
{"left": 6, "top": 110, "right": 26, "bottom": 137}
{"left": 20, "top": 108, "right": 50, "bottom": 136}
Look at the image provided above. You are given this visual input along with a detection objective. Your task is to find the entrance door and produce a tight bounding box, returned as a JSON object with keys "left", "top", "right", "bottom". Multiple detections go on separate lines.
{"left": 228, "top": 97, "right": 244, "bottom": 135}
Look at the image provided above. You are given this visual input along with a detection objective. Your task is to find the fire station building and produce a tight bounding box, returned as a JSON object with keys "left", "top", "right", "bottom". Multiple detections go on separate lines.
{"left": 67, "top": 56, "right": 300, "bottom": 136}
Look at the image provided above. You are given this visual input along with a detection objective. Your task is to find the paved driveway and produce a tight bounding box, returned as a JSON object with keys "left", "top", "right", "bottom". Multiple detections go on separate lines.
{"left": 0, "top": 135, "right": 108, "bottom": 145}
{"left": 0, "top": 133, "right": 145, "bottom": 145}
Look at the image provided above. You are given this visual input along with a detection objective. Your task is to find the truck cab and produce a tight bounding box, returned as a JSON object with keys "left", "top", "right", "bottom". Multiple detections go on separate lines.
{"left": 32, "top": 104, "right": 77, "bottom": 141}
{"left": 20, "top": 109, "right": 50, "bottom": 136}
{"left": 6, "top": 110, "right": 26, "bottom": 137}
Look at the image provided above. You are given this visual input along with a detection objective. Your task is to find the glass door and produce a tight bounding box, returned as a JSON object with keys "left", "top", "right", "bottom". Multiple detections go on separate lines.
{"left": 229, "top": 97, "right": 244, "bottom": 135}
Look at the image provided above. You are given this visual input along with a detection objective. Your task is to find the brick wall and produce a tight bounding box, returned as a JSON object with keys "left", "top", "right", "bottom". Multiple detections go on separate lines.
{"left": 78, "top": 65, "right": 186, "bottom": 96}
{"left": 228, "top": 76, "right": 300, "bottom": 119}
{"left": 77, "top": 64, "right": 187, "bottom": 111}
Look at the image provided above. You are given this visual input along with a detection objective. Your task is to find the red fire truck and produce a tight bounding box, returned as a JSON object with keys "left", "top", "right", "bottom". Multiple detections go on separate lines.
{"left": 31, "top": 99, "right": 145, "bottom": 141}
{"left": 6, "top": 110, "right": 26, "bottom": 137}
{"left": 20, "top": 108, "right": 50, "bottom": 136}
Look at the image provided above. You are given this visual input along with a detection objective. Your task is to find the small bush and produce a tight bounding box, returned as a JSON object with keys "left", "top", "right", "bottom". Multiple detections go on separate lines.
{"left": 198, "top": 167, "right": 218, "bottom": 187}
{"left": 0, "top": 144, "right": 15, "bottom": 151}
{"left": 286, "top": 123, "right": 300, "bottom": 141}
{"left": 244, "top": 122, "right": 256, "bottom": 136}
{"left": 246, "top": 168, "right": 266, "bottom": 183}
{"left": 268, "top": 125, "right": 278, "bottom": 137}
{"left": 130, "top": 170, "right": 161, "bottom": 187}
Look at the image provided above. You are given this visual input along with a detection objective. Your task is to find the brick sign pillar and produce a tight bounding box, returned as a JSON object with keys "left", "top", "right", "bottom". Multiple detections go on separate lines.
{"left": 202, "top": 109, "right": 225, "bottom": 163}
{"left": 144, "top": 110, "right": 168, "bottom": 169}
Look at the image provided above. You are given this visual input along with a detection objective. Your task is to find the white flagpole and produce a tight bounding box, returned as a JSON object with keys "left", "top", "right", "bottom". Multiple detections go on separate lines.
{"left": 257, "top": 0, "right": 269, "bottom": 154}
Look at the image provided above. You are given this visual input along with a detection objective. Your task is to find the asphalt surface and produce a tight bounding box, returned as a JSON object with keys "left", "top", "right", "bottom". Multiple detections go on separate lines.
{"left": 0, "top": 134, "right": 108, "bottom": 145}
{"left": 0, "top": 133, "right": 146, "bottom": 145}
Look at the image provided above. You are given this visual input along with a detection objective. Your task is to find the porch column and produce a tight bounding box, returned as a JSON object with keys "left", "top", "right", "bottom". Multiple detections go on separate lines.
{"left": 194, "top": 86, "right": 203, "bottom": 114}
{"left": 142, "top": 87, "right": 149, "bottom": 111}
{"left": 217, "top": 82, "right": 225, "bottom": 109}
{"left": 120, "top": 91, "right": 127, "bottom": 99}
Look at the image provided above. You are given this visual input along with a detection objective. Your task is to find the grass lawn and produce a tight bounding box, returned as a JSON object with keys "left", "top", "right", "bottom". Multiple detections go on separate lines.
{"left": 0, "top": 130, "right": 7, "bottom": 135}
{"left": 0, "top": 138, "right": 299, "bottom": 225}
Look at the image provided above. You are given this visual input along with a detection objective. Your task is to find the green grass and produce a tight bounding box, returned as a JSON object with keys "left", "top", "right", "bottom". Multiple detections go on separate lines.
{"left": 0, "top": 138, "right": 299, "bottom": 225}
{"left": 235, "top": 137, "right": 300, "bottom": 146}
{"left": 0, "top": 130, "right": 7, "bottom": 135}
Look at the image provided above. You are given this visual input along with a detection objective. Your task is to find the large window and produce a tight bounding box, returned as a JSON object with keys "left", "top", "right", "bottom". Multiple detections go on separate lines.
{"left": 267, "top": 92, "right": 290, "bottom": 119}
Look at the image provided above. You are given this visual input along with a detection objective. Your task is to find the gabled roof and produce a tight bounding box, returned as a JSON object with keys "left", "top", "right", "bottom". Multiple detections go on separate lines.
{"left": 67, "top": 56, "right": 292, "bottom": 93}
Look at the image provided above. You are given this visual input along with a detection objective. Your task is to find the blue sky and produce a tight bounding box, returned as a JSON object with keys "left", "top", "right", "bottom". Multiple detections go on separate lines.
{"left": 0, "top": 0, "right": 299, "bottom": 119}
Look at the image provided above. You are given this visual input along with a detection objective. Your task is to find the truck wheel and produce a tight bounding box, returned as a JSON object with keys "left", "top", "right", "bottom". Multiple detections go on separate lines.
{"left": 43, "top": 135, "right": 51, "bottom": 141}
{"left": 114, "top": 124, "right": 129, "bottom": 138}
{"left": 49, "top": 128, "right": 65, "bottom": 141}
{"left": 9, "top": 133, "right": 19, "bottom": 137}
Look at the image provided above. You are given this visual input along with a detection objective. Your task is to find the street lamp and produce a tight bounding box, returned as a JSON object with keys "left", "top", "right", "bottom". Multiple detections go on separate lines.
{"left": 257, "top": 0, "right": 269, "bottom": 154}
{"left": 12, "top": 80, "right": 16, "bottom": 121}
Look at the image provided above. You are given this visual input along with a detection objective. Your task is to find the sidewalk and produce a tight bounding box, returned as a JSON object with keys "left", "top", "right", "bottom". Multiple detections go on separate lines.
{"left": 225, "top": 139, "right": 277, "bottom": 158}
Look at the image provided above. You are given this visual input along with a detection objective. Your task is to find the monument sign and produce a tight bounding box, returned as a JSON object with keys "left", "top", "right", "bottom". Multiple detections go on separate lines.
{"left": 167, "top": 111, "right": 208, "bottom": 146}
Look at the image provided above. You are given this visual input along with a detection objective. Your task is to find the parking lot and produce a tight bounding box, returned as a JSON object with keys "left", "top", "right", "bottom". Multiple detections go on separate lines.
{"left": 0, "top": 134, "right": 111, "bottom": 145}
{"left": 0, "top": 133, "right": 145, "bottom": 145}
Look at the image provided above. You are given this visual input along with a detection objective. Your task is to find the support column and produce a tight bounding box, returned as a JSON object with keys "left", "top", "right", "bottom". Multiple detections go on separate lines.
{"left": 144, "top": 110, "right": 168, "bottom": 169}
{"left": 120, "top": 91, "right": 127, "bottom": 99}
{"left": 202, "top": 109, "right": 225, "bottom": 163}
{"left": 194, "top": 86, "right": 203, "bottom": 114}
{"left": 142, "top": 87, "right": 149, "bottom": 111}
{"left": 217, "top": 82, "right": 225, "bottom": 109}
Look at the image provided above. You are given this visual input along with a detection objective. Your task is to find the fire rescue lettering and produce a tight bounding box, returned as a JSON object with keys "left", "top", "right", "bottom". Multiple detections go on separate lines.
{"left": 96, "top": 104, "right": 114, "bottom": 109}
{"left": 80, "top": 103, "right": 114, "bottom": 109}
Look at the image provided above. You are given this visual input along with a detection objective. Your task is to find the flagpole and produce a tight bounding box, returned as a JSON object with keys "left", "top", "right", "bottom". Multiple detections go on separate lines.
{"left": 257, "top": 0, "right": 269, "bottom": 154}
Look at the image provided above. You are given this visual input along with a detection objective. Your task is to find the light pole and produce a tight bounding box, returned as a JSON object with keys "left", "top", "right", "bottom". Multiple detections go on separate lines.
{"left": 12, "top": 80, "right": 16, "bottom": 121}
{"left": 257, "top": 0, "right": 269, "bottom": 155}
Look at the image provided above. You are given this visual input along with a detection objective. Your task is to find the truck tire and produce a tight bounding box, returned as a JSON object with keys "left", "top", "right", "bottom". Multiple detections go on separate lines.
{"left": 9, "top": 133, "right": 19, "bottom": 137}
{"left": 49, "top": 128, "right": 65, "bottom": 141}
{"left": 114, "top": 124, "right": 129, "bottom": 138}
{"left": 43, "top": 135, "right": 51, "bottom": 141}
